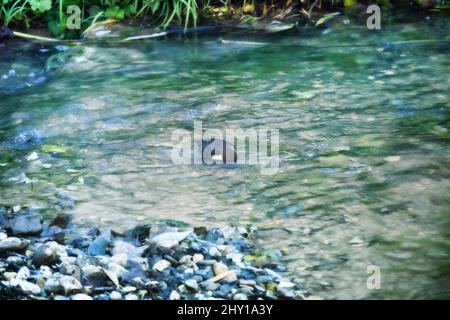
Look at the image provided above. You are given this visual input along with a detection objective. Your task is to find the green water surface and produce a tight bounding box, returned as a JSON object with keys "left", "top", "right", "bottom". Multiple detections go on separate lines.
{"left": 1, "top": 12, "right": 449, "bottom": 299}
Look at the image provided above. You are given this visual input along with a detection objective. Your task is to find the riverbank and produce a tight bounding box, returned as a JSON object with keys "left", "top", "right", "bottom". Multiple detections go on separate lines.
{"left": 0, "top": 209, "right": 309, "bottom": 300}
{"left": 1, "top": 0, "right": 448, "bottom": 41}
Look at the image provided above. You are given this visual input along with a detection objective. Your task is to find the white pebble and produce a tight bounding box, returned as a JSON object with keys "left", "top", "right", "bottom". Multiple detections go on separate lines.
{"left": 209, "top": 247, "right": 221, "bottom": 257}
{"left": 169, "top": 290, "right": 180, "bottom": 300}
{"left": 213, "top": 262, "right": 229, "bottom": 275}
{"left": 152, "top": 259, "right": 171, "bottom": 272}
{"left": 110, "top": 291, "right": 122, "bottom": 300}
{"left": 71, "top": 293, "right": 93, "bottom": 300}
{"left": 192, "top": 253, "right": 203, "bottom": 263}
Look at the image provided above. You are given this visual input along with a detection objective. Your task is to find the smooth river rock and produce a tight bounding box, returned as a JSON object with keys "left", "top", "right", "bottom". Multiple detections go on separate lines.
{"left": 32, "top": 241, "right": 68, "bottom": 266}
{"left": 10, "top": 213, "right": 43, "bottom": 236}
{"left": 0, "top": 237, "right": 28, "bottom": 253}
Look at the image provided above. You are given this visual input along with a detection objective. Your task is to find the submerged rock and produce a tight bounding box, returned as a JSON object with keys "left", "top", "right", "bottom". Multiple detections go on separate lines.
{"left": 50, "top": 213, "right": 72, "bottom": 228}
{"left": 10, "top": 213, "right": 43, "bottom": 236}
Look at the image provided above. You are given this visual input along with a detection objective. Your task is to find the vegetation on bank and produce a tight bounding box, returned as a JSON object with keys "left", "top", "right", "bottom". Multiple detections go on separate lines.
{"left": 1, "top": 0, "right": 449, "bottom": 38}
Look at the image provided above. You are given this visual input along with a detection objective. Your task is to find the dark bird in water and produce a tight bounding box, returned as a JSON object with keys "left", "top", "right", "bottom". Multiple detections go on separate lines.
{"left": 201, "top": 138, "right": 237, "bottom": 165}
{"left": 0, "top": 26, "right": 14, "bottom": 47}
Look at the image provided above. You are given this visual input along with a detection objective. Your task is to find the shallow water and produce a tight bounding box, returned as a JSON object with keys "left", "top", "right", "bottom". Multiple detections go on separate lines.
{"left": 1, "top": 12, "right": 450, "bottom": 299}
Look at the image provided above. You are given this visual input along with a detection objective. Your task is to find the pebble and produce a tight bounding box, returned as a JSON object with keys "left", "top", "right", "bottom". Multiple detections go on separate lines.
{"left": 169, "top": 290, "right": 180, "bottom": 300}
{"left": 192, "top": 253, "right": 204, "bottom": 263}
{"left": 50, "top": 213, "right": 72, "bottom": 228}
{"left": 239, "top": 279, "right": 256, "bottom": 286}
{"left": 17, "top": 266, "right": 30, "bottom": 279}
{"left": 264, "top": 268, "right": 282, "bottom": 279}
{"left": 233, "top": 293, "right": 248, "bottom": 300}
{"left": 44, "top": 275, "right": 82, "bottom": 294}
{"left": 4, "top": 272, "right": 16, "bottom": 281}
{"left": 0, "top": 237, "right": 28, "bottom": 253}
{"left": 81, "top": 264, "right": 104, "bottom": 280}
{"left": 213, "top": 262, "right": 229, "bottom": 275}
{"left": 71, "top": 293, "right": 93, "bottom": 300}
{"left": 122, "top": 286, "right": 137, "bottom": 293}
{"left": 6, "top": 256, "right": 25, "bottom": 266}
{"left": 0, "top": 212, "right": 300, "bottom": 300}
{"left": 110, "top": 291, "right": 122, "bottom": 300}
{"left": 87, "top": 232, "right": 110, "bottom": 256}
{"left": 39, "top": 266, "right": 53, "bottom": 278}
{"left": 227, "top": 252, "right": 243, "bottom": 264}
{"left": 201, "top": 281, "right": 220, "bottom": 291}
{"left": 184, "top": 267, "right": 194, "bottom": 274}
{"left": 222, "top": 271, "right": 238, "bottom": 283}
{"left": 277, "top": 280, "right": 296, "bottom": 290}
{"left": 131, "top": 277, "right": 144, "bottom": 288}
{"left": 256, "top": 275, "right": 272, "bottom": 284}
{"left": 239, "top": 286, "right": 254, "bottom": 295}
{"left": 10, "top": 213, "right": 43, "bottom": 236}
{"left": 152, "top": 259, "right": 171, "bottom": 272}
{"left": 109, "top": 253, "right": 128, "bottom": 266}
{"left": 150, "top": 230, "right": 192, "bottom": 249}
{"left": 179, "top": 255, "right": 192, "bottom": 264}
{"left": 185, "top": 279, "right": 199, "bottom": 291}
{"left": 197, "top": 259, "right": 217, "bottom": 266}
{"left": 106, "top": 262, "right": 127, "bottom": 280}
{"left": 32, "top": 241, "right": 67, "bottom": 266}
{"left": 209, "top": 247, "right": 221, "bottom": 257}
{"left": 111, "top": 241, "right": 139, "bottom": 257}
{"left": 17, "top": 279, "right": 42, "bottom": 295}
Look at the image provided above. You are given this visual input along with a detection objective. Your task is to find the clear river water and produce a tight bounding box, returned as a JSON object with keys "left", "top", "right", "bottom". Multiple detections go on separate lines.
{"left": 1, "top": 12, "right": 449, "bottom": 299}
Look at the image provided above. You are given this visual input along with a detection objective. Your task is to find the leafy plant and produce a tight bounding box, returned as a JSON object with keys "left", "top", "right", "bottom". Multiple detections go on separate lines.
{"left": 106, "top": 4, "right": 125, "bottom": 19}
{"left": 1, "top": 0, "right": 447, "bottom": 39}
{"left": 1, "top": 0, "right": 30, "bottom": 26}
{"left": 30, "top": 0, "right": 52, "bottom": 12}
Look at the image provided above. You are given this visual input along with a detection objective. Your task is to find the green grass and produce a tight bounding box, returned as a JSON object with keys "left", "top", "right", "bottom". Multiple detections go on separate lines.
{"left": 1, "top": 0, "right": 448, "bottom": 38}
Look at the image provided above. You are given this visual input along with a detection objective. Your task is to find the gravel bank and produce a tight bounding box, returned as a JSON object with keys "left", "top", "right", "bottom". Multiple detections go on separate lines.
{"left": 0, "top": 209, "right": 311, "bottom": 300}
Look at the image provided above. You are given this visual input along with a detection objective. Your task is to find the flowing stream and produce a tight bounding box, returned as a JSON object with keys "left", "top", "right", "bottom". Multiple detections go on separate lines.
{"left": 1, "top": 12, "right": 449, "bottom": 299}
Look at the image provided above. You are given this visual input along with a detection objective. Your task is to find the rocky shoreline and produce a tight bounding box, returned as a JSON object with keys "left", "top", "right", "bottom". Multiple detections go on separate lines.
{"left": 0, "top": 209, "right": 309, "bottom": 300}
